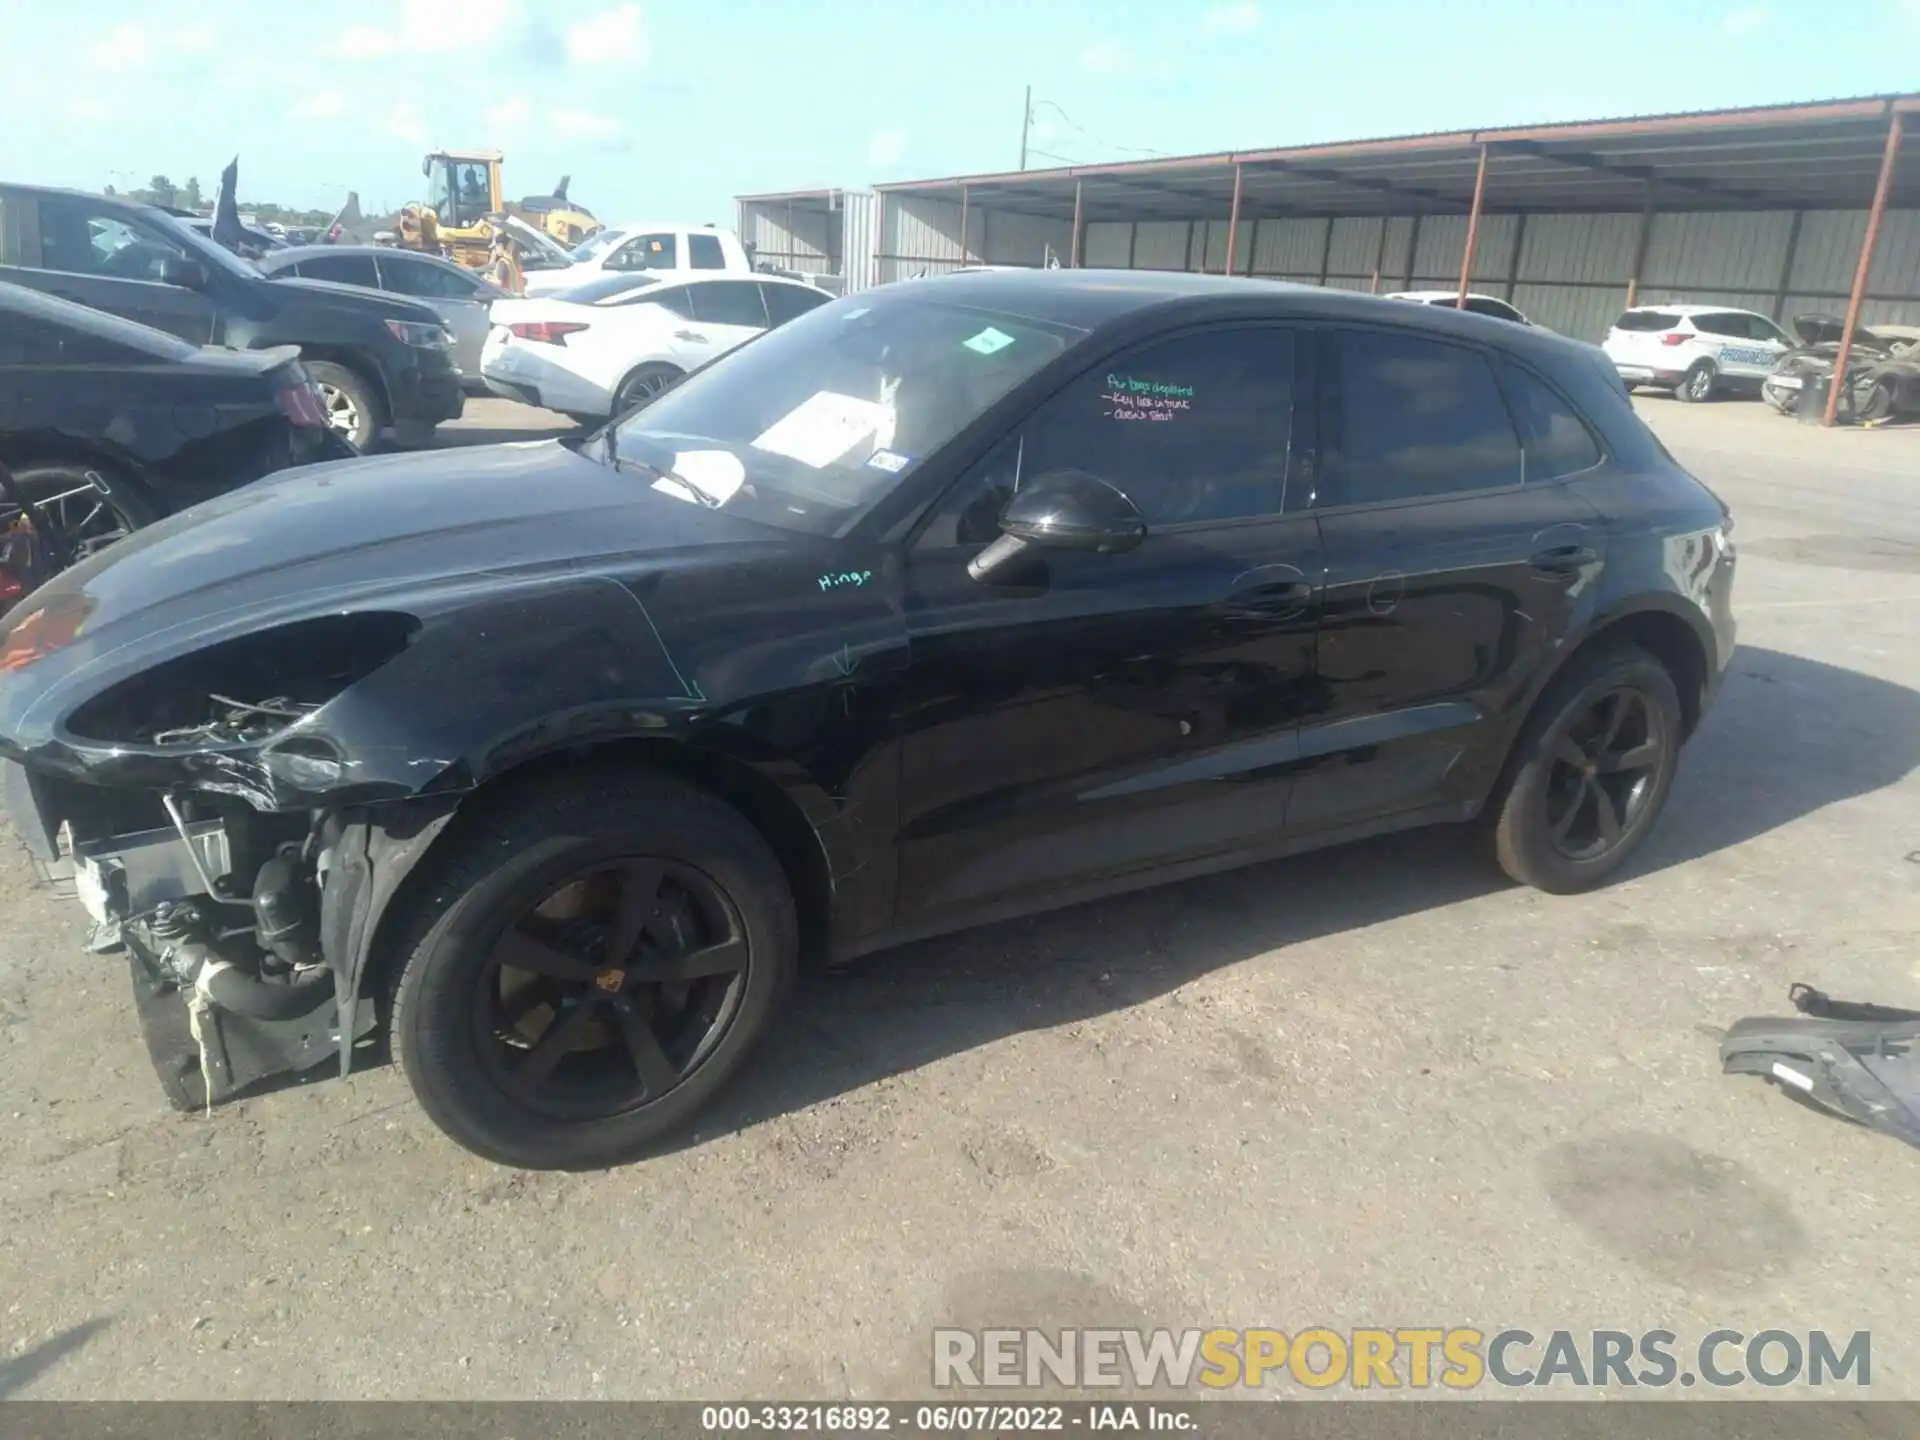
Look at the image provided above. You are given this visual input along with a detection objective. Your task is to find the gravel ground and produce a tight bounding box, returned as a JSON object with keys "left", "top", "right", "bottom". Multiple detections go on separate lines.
{"left": 0, "top": 395, "right": 1915, "bottom": 1401}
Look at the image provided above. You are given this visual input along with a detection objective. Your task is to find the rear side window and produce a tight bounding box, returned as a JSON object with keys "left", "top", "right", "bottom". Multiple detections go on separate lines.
{"left": 1690, "top": 312, "right": 1748, "bottom": 338}
{"left": 1319, "top": 330, "right": 1522, "bottom": 505}
{"left": 687, "top": 281, "right": 768, "bottom": 328}
{"left": 1613, "top": 311, "right": 1681, "bottom": 332}
{"left": 294, "top": 253, "right": 380, "bottom": 288}
{"left": 760, "top": 282, "right": 831, "bottom": 326}
{"left": 687, "top": 233, "right": 726, "bottom": 270}
{"left": 1498, "top": 360, "right": 1603, "bottom": 482}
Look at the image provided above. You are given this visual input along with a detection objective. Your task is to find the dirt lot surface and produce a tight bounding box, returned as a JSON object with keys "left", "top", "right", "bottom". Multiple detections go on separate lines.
{"left": 1, "top": 395, "right": 1916, "bottom": 1401}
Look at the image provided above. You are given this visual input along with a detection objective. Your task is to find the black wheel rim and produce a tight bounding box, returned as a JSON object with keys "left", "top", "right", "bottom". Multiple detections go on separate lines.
{"left": 1544, "top": 687, "right": 1668, "bottom": 863}
{"left": 472, "top": 858, "right": 749, "bottom": 1120}
{"left": 618, "top": 371, "right": 669, "bottom": 409}
{"left": 20, "top": 474, "right": 136, "bottom": 556}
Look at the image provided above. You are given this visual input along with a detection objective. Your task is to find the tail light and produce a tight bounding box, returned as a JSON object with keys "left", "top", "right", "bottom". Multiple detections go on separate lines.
{"left": 276, "top": 381, "right": 328, "bottom": 428}
{"left": 508, "top": 321, "right": 589, "bottom": 345}
{"left": 1660, "top": 332, "right": 1693, "bottom": 347}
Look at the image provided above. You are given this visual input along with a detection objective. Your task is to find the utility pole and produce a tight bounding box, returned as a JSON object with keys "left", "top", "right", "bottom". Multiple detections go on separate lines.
{"left": 1019, "top": 85, "right": 1031, "bottom": 170}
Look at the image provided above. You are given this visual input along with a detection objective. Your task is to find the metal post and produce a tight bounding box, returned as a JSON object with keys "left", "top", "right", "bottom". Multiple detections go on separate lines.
{"left": 1824, "top": 112, "right": 1905, "bottom": 427}
{"left": 1402, "top": 213, "right": 1422, "bottom": 291}
{"left": 1370, "top": 213, "right": 1392, "bottom": 294}
{"left": 1070, "top": 179, "right": 1084, "bottom": 268}
{"left": 1625, "top": 184, "right": 1656, "bottom": 310}
{"left": 1771, "top": 209, "right": 1804, "bottom": 321}
{"left": 1224, "top": 162, "right": 1244, "bottom": 277}
{"left": 874, "top": 191, "right": 887, "bottom": 286}
{"left": 1019, "top": 85, "right": 1031, "bottom": 171}
{"left": 1503, "top": 211, "right": 1528, "bottom": 301}
{"left": 1125, "top": 220, "right": 1138, "bottom": 270}
{"left": 1455, "top": 143, "right": 1489, "bottom": 307}
{"left": 959, "top": 186, "right": 970, "bottom": 267}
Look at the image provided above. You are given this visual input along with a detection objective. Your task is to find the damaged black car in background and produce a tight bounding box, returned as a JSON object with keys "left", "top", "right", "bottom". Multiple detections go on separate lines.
{"left": 1761, "top": 313, "right": 1920, "bottom": 421}
{"left": 0, "top": 271, "right": 1737, "bottom": 1170}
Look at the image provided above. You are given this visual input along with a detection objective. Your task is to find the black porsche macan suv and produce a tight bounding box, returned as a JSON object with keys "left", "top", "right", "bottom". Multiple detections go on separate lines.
{"left": 0, "top": 270, "right": 1736, "bottom": 1169}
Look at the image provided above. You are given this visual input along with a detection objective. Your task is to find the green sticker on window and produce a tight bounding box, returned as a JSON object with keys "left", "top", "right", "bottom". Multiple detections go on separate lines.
{"left": 963, "top": 327, "right": 1015, "bottom": 355}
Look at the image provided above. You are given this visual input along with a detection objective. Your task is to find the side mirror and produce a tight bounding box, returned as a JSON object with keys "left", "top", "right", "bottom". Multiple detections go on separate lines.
{"left": 967, "top": 470, "right": 1146, "bottom": 582}
{"left": 159, "top": 256, "right": 210, "bottom": 290}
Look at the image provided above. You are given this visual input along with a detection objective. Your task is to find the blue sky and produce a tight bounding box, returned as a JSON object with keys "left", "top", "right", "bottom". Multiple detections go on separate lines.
{"left": 4, "top": 0, "right": 1917, "bottom": 222}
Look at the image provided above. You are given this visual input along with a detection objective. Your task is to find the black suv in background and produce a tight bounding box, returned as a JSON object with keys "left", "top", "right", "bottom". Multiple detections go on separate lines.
{"left": 0, "top": 184, "right": 463, "bottom": 450}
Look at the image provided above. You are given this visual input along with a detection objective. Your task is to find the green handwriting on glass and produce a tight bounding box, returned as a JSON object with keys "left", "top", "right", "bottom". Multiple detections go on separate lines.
{"left": 817, "top": 570, "right": 874, "bottom": 592}
{"left": 1106, "top": 373, "right": 1195, "bottom": 399}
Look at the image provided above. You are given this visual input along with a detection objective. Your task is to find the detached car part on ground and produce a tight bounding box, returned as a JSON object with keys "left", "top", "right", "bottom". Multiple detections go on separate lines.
{"left": 1761, "top": 315, "right": 1920, "bottom": 422}
{"left": 0, "top": 273, "right": 1737, "bottom": 1170}
{"left": 0, "top": 183, "right": 465, "bottom": 452}
{"left": 0, "top": 283, "right": 346, "bottom": 613}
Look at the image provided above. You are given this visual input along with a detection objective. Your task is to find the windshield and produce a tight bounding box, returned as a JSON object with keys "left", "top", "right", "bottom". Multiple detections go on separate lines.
{"left": 606, "top": 287, "right": 1086, "bottom": 536}
{"left": 569, "top": 228, "right": 626, "bottom": 263}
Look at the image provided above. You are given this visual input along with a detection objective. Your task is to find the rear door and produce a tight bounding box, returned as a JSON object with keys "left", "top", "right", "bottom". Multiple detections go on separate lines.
{"left": 679, "top": 281, "right": 770, "bottom": 362}
{"left": 1291, "top": 327, "right": 1608, "bottom": 831}
{"left": 1690, "top": 311, "right": 1780, "bottom": 380}
{"left": 378, "top": 252, "right": 497, "bottom": 377}
{"left": 0, "top": 192, "right": 220, "bottom": 344}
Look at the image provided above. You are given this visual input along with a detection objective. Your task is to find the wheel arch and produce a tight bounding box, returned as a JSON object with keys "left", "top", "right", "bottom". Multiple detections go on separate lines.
{"left": 1528, "top": 598, "right": 1715, "bottom": 743}
{"left": 347, "top": 736, "right": 837, "bottom": 1027}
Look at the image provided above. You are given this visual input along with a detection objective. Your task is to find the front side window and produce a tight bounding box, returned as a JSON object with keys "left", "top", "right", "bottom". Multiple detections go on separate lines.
{"left": 687, "top": 233, "right": 726, "bottom": 270}
{"left": 1018, "top": 327, "right": 1295, "bottom": 527}
{"left": 1744, "top": 314, "right": 1790, "bottom": 344}
{"left": 1319, "top": 329, "right": 1522, "bottom": 506}
{"left": 607, "top": 287, "right": 1084, "bottom": 535}
{"left": 35, "top": 198, "right": 188, "bottom": 282}
{"left": 688, "top": 281, "right": 768, "bottom": 328}
{"left": 381, "top": 256, "right": 480, "bottom": 298}
{"left": 612, "top": 233, "right": 677, "bottom": 271}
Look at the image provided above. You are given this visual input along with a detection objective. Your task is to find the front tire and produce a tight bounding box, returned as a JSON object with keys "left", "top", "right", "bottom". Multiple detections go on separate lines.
{"left": 4, "top": 460, "right": 157, "bottom": 555}
{"left": 1490, "top": 643, "right": 1684, "bottom": 894}
{"left": 1674, "top": 361, "right": 1716, "bottom": 404}
{"left": 389, "top": 768, "right": 797, "bottom": 1169}
{"left": 612, "top": 363, "right": 683, "bottom": 416}
{"left": 304, "top": 360, "right": 383, "bottom": 452}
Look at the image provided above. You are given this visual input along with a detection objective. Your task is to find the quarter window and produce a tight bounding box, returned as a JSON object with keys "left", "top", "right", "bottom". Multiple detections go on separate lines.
{"left": 1319, "top": 330, "right": 1522, "bottom": 505}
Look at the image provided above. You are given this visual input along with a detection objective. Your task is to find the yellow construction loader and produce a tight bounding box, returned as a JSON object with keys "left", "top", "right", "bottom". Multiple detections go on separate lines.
{"left": 409, "top": 150, "right": 602, "bottom": 270}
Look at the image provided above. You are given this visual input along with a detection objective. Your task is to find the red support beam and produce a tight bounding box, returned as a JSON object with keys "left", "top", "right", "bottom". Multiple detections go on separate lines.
{"left": 1823, "top": 112, "right": 1905, "bottom": 427}
{"left": 1223, "top": 162, "right": 1244, "bottom": 276}
{"left": 1455, "top": 143, "right": 1489, "bottom": 307}
{"left": 1370, "top": 213, "right": 1391, "bottom": 294}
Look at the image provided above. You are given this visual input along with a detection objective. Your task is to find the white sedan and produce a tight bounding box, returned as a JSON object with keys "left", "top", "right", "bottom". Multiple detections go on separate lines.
{"left": 481, "top": 273, "right": 833, "bottom": 419}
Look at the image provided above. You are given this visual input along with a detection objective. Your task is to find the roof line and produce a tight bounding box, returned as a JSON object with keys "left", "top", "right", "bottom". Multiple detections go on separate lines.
{"left": 869, "top": 93, "right": 1914, "bottom": 194}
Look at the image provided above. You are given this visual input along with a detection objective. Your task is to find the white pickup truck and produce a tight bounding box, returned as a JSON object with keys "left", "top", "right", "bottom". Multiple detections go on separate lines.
{"left": 522, "top": 221, "right": 752, "bottom": 297}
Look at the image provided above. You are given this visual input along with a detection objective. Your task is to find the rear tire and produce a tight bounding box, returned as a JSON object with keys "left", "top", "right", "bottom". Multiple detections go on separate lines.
{"left": 4, "top": 460, "right": 157, "bottom": 553}
{"left": 389, "top": 767, "right": 797, "bottom": 1169}
{"left": 304, "top": 360, "right": 383, "bottom": 452}
{"left": 1490, "top": 642, "right": 1684, "bottom": 894}
{"left": 612, "top": 363, "right": 683, "bottom": 417}
{"left": 1852, "top": 376, "right": 1893, "bottom": 423}
{"left": 1674, "top": 361, "right": 1716, "bottom": 403}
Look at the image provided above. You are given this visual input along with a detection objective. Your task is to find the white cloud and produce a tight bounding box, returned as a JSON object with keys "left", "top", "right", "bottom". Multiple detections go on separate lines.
{"left": 1080, "top": 39, "right": 1129, "bottom": 74}
{"left": 553, "top": 108, "right": 622, "bottom": 142}
{"left": 497, "top": 97, "right": 532, "bottom": 127}
{"left": 89, "top": 23, "right": 148, "bottom": 71}
{"left": 567, "top": 5, "right": 645, "bottom": 64}
{"left": 294, "top": 91, "right": 347, "bottom": 120}
{"left": 387, "top": 101, "right": 429, "bottom": 145}
{"left": 174, "top": 22, "right": 216, "bottom": 52}
{"left": 328, "top": 0, "right": 517, "bottom": 57}
{"left": 67, "top": 97, "right": 114, "bottom": 124}
{"left": 1722, "top": 5, "right": 1769, "bottom": 33}
{"left": 867, "top": 128, "right": 906, "bottom": 167}
{"left": 1202, "top": 2, "right": 1261, "bottom": 36}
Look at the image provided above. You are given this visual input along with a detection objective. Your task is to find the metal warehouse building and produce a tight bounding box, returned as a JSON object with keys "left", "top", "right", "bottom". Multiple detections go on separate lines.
{"left": 739, "top": 93, "right": 1918, "bottom": 370}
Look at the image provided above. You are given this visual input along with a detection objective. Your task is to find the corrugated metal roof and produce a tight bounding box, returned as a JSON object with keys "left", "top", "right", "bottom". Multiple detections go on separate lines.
{"left": 850, "top": 93, "right": 1917, "bottom": 223}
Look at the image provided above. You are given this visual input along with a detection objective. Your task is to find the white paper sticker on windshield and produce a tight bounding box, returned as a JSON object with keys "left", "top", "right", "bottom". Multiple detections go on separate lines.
{"left": 751, "top": 391, "right": 890, "bottom": 469}
{"left": 867, "top": 449, "right": 910, "bottom": 473}
{"left": 963, "top": 326, "right": 1015, "bottom": 355}
{"left": 652, "top": 448, "right": 747, "bottom": 507}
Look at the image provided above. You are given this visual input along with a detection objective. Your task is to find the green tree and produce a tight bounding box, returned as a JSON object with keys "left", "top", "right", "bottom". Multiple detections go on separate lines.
{"left": 181, "top": 176, "right": 203, "bottom": 211}
{"left": 146, "top": 174, "right": 177, "bottom": 208}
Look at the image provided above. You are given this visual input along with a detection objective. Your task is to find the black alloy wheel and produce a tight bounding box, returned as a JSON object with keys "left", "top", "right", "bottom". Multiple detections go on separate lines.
{"left": 10, "top": 463, "right": 154, "bottom": 557}
{"left": 615, "top": 364, "right": 680, "bottom": 414}
{"left": 476, "top": 858, "right": 748, "bottom": 1119}
{"left": 1541, "top": 688, "right": 1667, "bottom": 863}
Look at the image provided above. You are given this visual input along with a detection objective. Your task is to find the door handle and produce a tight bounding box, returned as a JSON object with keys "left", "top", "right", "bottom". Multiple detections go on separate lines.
{"left": 674, "top": 329, "right": 709, "bottom": 343}
{"left": 1530, "top": 544, "right": 1598, "bottom": 575}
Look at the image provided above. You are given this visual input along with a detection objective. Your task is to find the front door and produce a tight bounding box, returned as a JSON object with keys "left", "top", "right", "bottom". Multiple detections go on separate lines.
{"left": 0, "top": 193, "right": 220, "bottom": 345}
{"left": 1289, "top": 327, "right": 1610, "bottom": 831}
{"left": 894, "top": 324, "right": 1322, "bottom": 926}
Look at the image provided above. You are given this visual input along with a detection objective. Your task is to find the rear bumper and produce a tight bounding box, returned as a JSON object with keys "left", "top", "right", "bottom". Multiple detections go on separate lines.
{"left": 386, "top": 359, "right": 465, "bottom": 428}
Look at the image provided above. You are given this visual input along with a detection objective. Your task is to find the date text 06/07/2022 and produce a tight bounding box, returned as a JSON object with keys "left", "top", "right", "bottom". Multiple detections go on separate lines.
{"left": 698, "top": 1403, "right": 1200, "bottom": 1433}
